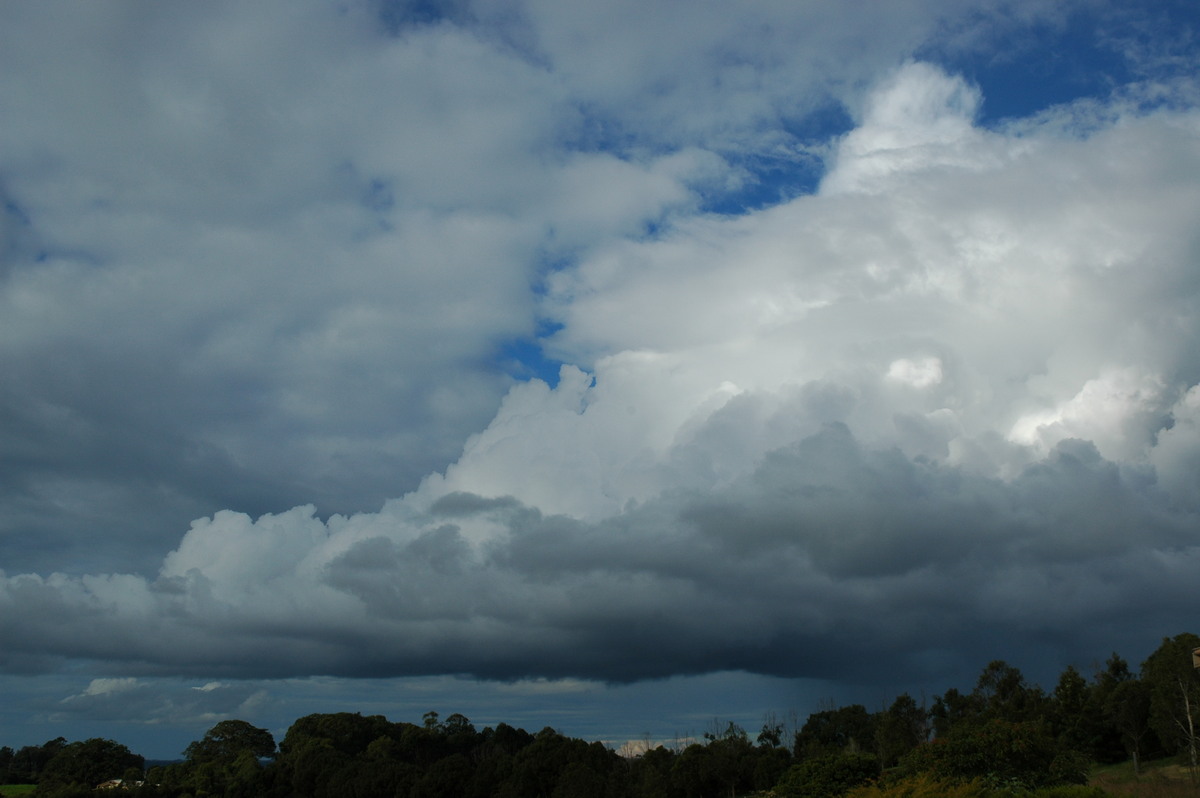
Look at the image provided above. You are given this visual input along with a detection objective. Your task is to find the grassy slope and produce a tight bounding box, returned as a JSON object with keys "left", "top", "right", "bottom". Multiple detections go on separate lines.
{"left": 1090, "top": 758, "right": 1200, "bottom": 797}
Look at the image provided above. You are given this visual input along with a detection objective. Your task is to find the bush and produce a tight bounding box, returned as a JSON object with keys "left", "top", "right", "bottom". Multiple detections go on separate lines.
{"left": 898, "top": 720, "right": 1088, "bottom": 792}
{"left": 776, "top": 753, "right": 879, "bottom": 798}
{"left": 1026, "top": 787, "right": 1109, "bottom": 798}
{"left": 845, "top": 775, "right": 1109, "bottom": 798}
{"left": 847, "top": 773, "right": 991, "bottom": 798}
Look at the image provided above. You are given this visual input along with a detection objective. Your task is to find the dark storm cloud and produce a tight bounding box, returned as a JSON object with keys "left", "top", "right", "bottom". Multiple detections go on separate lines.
{"left": 1, "top": 423, "right": 1196, "bottom": 688}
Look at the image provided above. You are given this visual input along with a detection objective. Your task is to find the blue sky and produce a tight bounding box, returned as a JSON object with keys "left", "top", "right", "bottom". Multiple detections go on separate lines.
{"left": 1, "top": 0, "right": 1199, "bottom": 760}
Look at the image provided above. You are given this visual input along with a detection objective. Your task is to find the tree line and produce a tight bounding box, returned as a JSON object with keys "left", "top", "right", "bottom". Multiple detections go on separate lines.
{"left": 3, "top": 632, "right": 1199, "bottom": 798}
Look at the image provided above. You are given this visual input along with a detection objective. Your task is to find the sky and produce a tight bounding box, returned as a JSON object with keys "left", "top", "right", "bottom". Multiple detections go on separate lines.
{"left": 1, "top": 0, "right": 1199, "bottom": 761}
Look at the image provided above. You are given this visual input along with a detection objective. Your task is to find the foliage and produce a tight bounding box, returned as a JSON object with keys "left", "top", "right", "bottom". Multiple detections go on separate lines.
{"left": 898, "top": 719, "right": 1087, "bottom": 792}
{"left": 183, "top": 719, "right": 276, "bottom": 764}
{"left": 973, "top": 661, "right": 1048, "bottom": 724}
{"left": 35, "top": 738, "right": 143, "bottom": 794}
{"left": 847, "top": 773, "right": 992, "bottom": 798}
{"left": 754, "top": 746, "right": 793, "bottom": 791}
{"left": 776, "top": 752, "right": 879, "bottom": 798}
{"left": 1140, "top": 633, "right": 1200, "bottom": 769}
{"left": 1105, "top": 679, "right": 1154, "bottom": 773}
{"left": 498, "top": 726, "right": 624, "bottom": 798}
{"left": 1050, "top": 666, "right": 1093, "bottom": 754}
{"left": 3, "top": 740, "right": 66, "bottom": 785}
{"left": 796, "top": 706, "right": 877, "bottom": 760}
{"left": 628, "top": 745, "right": 681, "bottom": 798}
{"left": 875, "top": 694, "right": 928, "bottom": 768}
{"left": 1088, "top": 654, "right": 1149, "bottom": 765}
{"left": 849, "top": 774, "right": 1109, "bottom": 798}
{"left": 160, "top": 719, "right": 277, "bottom": 797}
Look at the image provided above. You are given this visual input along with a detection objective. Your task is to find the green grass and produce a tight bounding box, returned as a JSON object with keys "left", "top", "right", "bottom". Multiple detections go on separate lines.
{"left": 1089, "top": 758, "right": 1200, "bottom": 797}
{"left": 0, "top": 786, "right": 37, "bottom": 797}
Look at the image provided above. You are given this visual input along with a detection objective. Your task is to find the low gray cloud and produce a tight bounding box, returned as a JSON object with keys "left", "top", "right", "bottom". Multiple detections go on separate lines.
{"left": 51, "top": 678, "right": 269, "bottom": 728}
{"left": 1, "top": 421, "right": 1196, "bottom": 689}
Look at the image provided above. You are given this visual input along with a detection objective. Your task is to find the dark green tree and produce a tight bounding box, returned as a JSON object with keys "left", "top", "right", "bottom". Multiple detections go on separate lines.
{"left": 10, "top": 738, "right": 67, "bottom": 784}
{"left": 346, "top": 735, "right": 420, "bottom": 798}
{"left": 0, "top": 746, "right": 13, "bottom": 784}
{"left": 753, "top": 746, "right": 793, "bottom": 792}
{"left": 1141, "top": 632, "right": 1200, "bottom": 771}
{"left": 278, "top": 736, "right": 351, "bottom": 798}
{"left": 442, "top": 712, "right": 479, "bottom": 753}
{"left": 671, "top": 743, "right": 718, "bottom": 798}
{"left": 1105, "top": 678, "right": 1154, "bottom": 775}
{"left": 795, "top": 705, "right": 876, "bottom": 760}
{"left": 929, "top": 688, "right": 981, "bottom": 738}
{"left": 281, "top": 712, "right": 399, "bottom": 758}
{"left": 551, "top": 759, "right": 610, "bottom": 798}
{"left": 184, "top": 719, "right": 276, "bottom": 764}
{"left": 482, "top": 722, "right": 536, "bottom": 757}
{"left": 167, "top": 719, "right": 277, "bottom": 798}
{"left": 498, "top": 727, "right": 622, "bottom": 798}
{"left": 972, "top": 660, "right": 1047, "bottom": 724}
{"left": 629, "top": 745, "right": 680, "bottom": 798}
{"left": 37, "top": 738, "right": 143, "bottom": 792}
{"left": 705, "top": 723, "right": 754, "bottom": 798}
{"left": 1049, "top": 665, "right": 1093, "bottom": 754}
{"left": 898, "top": 718, "right": 1087, "bottom": 791}
{"left": 775, "top": 752, "right": 878, "bottom": 798}
{"left": 758, "top": 715, "right": 784, "bottom": 749}
{"left": 223, "top": 749, "right": 269, "bottom": 798}
{"left": 875, "top": 694, "right": 927, "bottom": 767}
{"left": 467, "top": 722, "right": 533, "bottom": 797}
{"left": 1089, "top": 652, "right": 1139, "bottom": 763}
{"left": 1097, "top": 652, "right": 1135, "bottom": 690}
{"left": 414, "top": 752, "right": 473, "bottom": 798}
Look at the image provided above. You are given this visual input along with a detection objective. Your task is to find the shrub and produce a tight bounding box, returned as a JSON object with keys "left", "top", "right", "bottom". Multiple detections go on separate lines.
{"left": 898, "top": 720, "right": 1088, "bottom": 792}
{"left": 776, "top": 753, "right": 879, "bottom": 798}
{"left": 847, "top": 773, "right": 991, "bottom": 798}
{"left": 1026, "top": 786, "right": 1109, "bottom": 798}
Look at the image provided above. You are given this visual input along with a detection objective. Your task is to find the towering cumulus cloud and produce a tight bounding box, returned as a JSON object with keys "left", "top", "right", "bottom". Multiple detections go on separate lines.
{"left": 0, "top": 0, "right": 1198, "bottom": 752}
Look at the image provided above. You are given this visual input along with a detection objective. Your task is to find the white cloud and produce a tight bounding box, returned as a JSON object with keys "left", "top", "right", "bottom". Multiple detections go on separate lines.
{"left": 50, "top": 675, "right": 270, "bottom": 729}
{"left": 1149, "top": 384, "right": 1200, "bottom": 509}
{"left": 78, "top": 678, "right": 140, "bottom": 698}
{"left": 887, "top": 357, "right": 944, "bottom": 389}
{"left": 503, "top": 0, "right": 1068, "bottom": 154}
{"left": 1008, "top": 369, "right": 1170, "bottom": 460}
{"left": 822, "top": 61, "right": 991, "bottom": 195}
